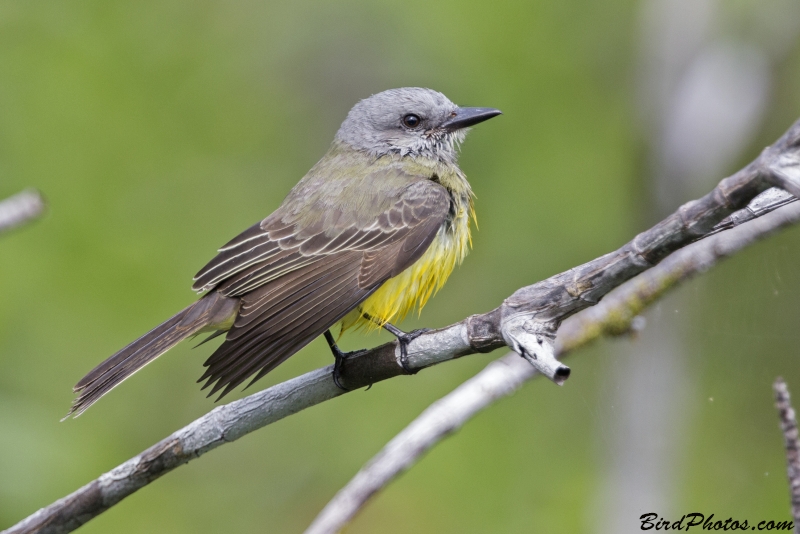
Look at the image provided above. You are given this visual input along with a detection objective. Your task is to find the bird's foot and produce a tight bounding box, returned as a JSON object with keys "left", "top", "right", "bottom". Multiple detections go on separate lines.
{"left": 360, "top": 314, "right": 431, "bottom": 374}
{"left": 331, "top": 346, "right": 369, "bottom": 391}
{"left": 384, "top": 325, "right": 430, "bottom": 374}
{"left": 325, "top": 330, "right": 367, "bottom": 391}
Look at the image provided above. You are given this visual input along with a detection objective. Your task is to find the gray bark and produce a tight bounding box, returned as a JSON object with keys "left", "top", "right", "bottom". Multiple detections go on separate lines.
{"left": 773, "top": 378, "right": 800, "bottom": 534}
{"left": 304, "top": 197, "right": 800, "bottom": 534}
{"left": 6, "top": 115, "right": 800, "bottom": 533}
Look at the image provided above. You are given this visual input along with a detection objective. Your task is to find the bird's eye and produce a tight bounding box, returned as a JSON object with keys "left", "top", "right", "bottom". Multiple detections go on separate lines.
{"left": 402, "top": 114, "right": 421, "bottom": 128}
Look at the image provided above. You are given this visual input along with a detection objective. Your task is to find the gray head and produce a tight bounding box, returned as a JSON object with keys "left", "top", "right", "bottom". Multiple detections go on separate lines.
{"left": 335, "top": 87, "right": 501, "bottom": 163}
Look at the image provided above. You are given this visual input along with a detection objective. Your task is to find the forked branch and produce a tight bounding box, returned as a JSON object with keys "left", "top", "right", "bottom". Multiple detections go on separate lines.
{"left": 306, "top": 200, "right": 800, "bottom": 534}
{"left": 7, "top": 116, "right": 800, "bottom": 534}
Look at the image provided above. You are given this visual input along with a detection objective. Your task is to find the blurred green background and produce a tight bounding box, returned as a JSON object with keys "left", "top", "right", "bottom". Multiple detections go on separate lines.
{"left": 2, "top": 1, "right": 800, "bottom": 532}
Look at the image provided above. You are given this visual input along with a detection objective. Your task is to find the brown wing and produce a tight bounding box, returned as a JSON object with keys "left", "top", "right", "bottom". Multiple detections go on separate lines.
{"left": 193, "top": 179, "right": 451, "bottom": 398}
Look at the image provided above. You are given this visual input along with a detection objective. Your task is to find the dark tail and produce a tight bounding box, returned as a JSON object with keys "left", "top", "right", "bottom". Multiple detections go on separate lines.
{"left": 66, "top": 292, "right": 239, "bottom": 418}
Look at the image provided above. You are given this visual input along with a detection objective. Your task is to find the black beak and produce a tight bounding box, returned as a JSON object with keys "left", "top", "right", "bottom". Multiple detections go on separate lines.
{"left": 441, "top": 107, "right": 502, "bottom": 131}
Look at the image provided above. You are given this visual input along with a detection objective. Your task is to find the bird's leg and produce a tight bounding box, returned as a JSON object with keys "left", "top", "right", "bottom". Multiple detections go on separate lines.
{"left": 361, "top": 313, "right": 429, "bottom": 375}
{"left": 324, "top": 330, "right": 367, "bottom": 390}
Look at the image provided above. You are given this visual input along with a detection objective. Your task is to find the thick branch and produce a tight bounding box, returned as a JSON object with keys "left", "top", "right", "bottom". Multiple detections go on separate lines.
{"left": 773, "top": 378, "right": 800, "bottom": 532}
{"left": 7, "top": 117, "right": 800, "bottom": 534}
{"left": 303, "top": 199, "right": 800, "bottom": 534}
{"left": 0, "top": 189, "right": 45, "bottom": 235}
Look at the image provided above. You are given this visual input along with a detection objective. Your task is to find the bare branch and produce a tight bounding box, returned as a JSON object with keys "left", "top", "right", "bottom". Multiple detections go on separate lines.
{"left": 0, "top": 189, "right": 45, "bottom": 235}
{"left": 6, "top": 116, "right": 800, "bottom": 534}
{"left": 303, "top": 353, "right": 533, "bottom": 534}
{"left": 557, "top": 198, "right": 800, "bottom": 353}
{"left": 773, "top": 378, "right": 800, "bottom": 533}
{"left": 303, "top": 199, "right": 800, "bottom": 534}
{"left": 707, "top": 187, "right": 796, "bottom": 237}
{"left": 4, "top": 368, "right": 344, "bottom": 534}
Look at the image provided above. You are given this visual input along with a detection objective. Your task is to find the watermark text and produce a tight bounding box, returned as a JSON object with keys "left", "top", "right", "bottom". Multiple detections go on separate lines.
{"left": 640, "top": 513, "right": 793, "bottom": 531}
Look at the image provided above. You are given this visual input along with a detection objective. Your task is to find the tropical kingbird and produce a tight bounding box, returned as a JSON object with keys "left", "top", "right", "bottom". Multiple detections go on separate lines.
{"left": 68, "top": 87, "right": 501, "bottom": 417}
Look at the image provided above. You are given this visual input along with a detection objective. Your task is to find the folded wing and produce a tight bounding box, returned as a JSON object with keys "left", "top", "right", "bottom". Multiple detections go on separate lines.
{"left": 193, "top": 175, "right": 451, "bottom": 398}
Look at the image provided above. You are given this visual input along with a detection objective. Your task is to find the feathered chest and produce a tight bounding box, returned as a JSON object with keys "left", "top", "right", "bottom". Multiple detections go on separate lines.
{"left": 351, "top": 180, "right": 473, "bottom": 328}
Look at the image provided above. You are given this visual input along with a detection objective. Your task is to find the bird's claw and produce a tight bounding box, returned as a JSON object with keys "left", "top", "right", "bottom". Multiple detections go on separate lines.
{"left": 331, "top": 346, "right": 368, "bottom": 391}
{"left": 396, "top": 328, "right": 430, "bottom": 374}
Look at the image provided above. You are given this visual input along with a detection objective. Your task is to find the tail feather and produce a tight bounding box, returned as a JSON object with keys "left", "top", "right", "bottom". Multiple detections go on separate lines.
{"left": 66, "top": 292, "right": 238, "bottom": 418}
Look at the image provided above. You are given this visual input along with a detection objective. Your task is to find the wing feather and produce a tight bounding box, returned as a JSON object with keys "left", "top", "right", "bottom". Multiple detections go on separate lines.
{"left": 194, "top": 173, "right": 451, "bottom": 398}
{"left": 200, "top": 254, "right": 368, "bottom": 396}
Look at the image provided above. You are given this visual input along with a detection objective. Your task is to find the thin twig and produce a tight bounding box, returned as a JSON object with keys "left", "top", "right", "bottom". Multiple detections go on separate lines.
{"left": 773, "top": 378, "right": 800, "bottom": 533}
{"left": 7, "top": 116, "right": 800, "bottom": 534}
{"left": 706, "top": 187, "right": 795, "bottom": 237}
{"left": 0, "top": 189, "right": 45, "bottom": 235}
{"left": 303, "top": 200, "right": 800, "bottom": 534}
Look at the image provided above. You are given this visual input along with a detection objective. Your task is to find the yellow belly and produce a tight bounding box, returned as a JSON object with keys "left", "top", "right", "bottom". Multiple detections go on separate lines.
{"left": 341, "top": 211, "right": 472, "bottom": 333}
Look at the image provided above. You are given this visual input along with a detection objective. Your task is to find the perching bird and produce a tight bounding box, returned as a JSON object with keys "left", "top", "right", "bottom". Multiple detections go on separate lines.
{"left": 68, "top": 87, "right": 501, "bottom": 417}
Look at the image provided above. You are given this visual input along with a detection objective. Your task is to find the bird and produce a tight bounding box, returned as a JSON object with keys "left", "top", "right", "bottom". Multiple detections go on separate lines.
{"left": 67, "top": 87, "right": 501, "bottom": 417}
